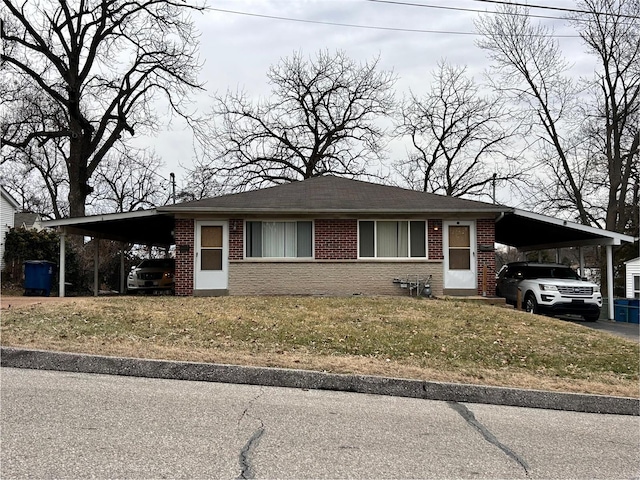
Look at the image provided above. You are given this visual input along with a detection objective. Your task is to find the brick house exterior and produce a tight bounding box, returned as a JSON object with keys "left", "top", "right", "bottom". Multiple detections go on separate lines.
{"left": 166, "top": 177, "right": 501, "bottom": 298}
{"left": 42, "top": 176, "right": 637, "bottom": 313}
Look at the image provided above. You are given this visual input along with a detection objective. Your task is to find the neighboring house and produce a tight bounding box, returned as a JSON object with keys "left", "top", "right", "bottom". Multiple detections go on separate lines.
{"left": 0, "top": 186, "right": 20, "bottom": 272}
{"left": 625, "top": 257, "right": 640, "bottom": 299}
{"left": 161, "top": 176, "right": 503, "bottom": 297}
{"left": 14, "top": 212, "right": 43, "bottom": 231}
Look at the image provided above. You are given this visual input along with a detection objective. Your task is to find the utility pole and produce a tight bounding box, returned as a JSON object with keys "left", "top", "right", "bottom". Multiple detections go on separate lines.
{"left": 170, "top": 172, "right": 176, "bottom": 204}
{"left": 492, "top": 173, "right": 497, "bottom": 204}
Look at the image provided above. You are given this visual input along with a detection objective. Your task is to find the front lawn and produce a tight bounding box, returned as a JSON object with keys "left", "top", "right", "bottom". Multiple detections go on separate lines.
{"left": 1, "top": 296, "right": 638, "bottom": 397}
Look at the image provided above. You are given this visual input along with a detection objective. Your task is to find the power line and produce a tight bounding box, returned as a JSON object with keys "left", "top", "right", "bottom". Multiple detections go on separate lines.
{"left": 210, "top": 7, "right": 581, "bottom": 37}
{"left": 366, "top": 0, "right": 574, "bottom": 21}
{"left": 367, "top": 0, "right": 640, "bottom": 22}
{"left": 468, "top": 0, "right": 640, "bottom": 19}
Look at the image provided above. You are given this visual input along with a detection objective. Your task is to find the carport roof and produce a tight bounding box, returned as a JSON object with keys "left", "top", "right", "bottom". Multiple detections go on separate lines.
{"left": 44, "top": 209, "right": 175, "bottom": 246}
{"left": 496, "top": 209, "right": 636, "bottom": 250}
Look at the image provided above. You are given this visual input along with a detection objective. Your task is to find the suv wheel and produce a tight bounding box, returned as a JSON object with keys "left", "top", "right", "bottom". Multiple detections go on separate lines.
{"left": 524, "top": 293, "right": 538, "bottom": 314}
{"left": 583, "top": 313, "right": 599, "bottom": 322}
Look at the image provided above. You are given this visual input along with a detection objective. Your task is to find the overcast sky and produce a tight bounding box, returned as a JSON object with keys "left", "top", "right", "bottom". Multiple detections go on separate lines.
{"left": 141, "top": 0, "right": 597, "bottom": 205}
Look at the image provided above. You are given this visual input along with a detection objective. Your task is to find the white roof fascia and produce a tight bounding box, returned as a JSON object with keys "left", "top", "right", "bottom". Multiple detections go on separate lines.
{"left": 1, "top": 186, "right": 21, "bottom": 209}
{"left": 43, "top": 209, "right": 161, "bottom": 228}
{"left": 513, "top": 208, "right": 637, "bottom": 245}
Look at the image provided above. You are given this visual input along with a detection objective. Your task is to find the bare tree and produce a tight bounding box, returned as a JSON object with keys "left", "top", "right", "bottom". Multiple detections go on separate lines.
{"left": 1, "top": 0, "right": 205, "bottom": 218}
{"left": 395, "top": 61, "right": 521, "bottom": 199}
{"left": 570, "top": 0, "right": 640, "bottom": 234}
{"left": 194, "top": 50, "right": 397, "bottom": 191}
{"left": 91, "top": 148, "right": 169, "bottom": 214}
{"left": 476, "top": 1, "right": 639, "bottom": 232}
{"left": 0, "top": 162, "right": 64, "bottom": 219}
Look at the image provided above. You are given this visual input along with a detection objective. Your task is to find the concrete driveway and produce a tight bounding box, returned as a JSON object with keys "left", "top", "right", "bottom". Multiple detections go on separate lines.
{"left": 565, "top": 318, "right": 639, "bottom": 342}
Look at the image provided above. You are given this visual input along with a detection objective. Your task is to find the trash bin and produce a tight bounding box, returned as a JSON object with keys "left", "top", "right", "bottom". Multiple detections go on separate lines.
{"left": 628, "top": 299, "right": 639, "bottom": 324}
{"left": 24, "top": 260, "right": 56, "bottom": 297}
{"left": 613, "top": 298, "right": 631, "bottom": 322}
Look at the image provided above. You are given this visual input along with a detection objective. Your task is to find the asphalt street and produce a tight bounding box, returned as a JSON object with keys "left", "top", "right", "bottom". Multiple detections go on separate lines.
{"left": 2, "top": 367, "right": 638, "bottom": 479}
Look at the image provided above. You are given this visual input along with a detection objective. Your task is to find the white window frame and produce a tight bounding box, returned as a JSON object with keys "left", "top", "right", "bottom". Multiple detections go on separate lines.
{"left": 634, "top": 275, "right": 640, "bottom": 299}
{"left": 357, "top": 219, "right": 428, "bottom": 259}
{"left": 244, "top": 220, "right": 314, "bottom": 260}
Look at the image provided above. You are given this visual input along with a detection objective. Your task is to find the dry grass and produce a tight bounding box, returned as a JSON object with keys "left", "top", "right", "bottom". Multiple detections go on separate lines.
{"left": 1, "top": 296, "right": 638, "bottom": 398}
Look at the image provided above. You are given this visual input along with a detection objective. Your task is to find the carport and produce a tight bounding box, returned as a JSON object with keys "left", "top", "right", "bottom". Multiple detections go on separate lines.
{"left": 44, "top": 206, "right": 637, "bottom": 320}
{"left": 45, "top": 210, "right": 174, "bottom": 297}
{"left": 496, "top": 209, "right": 637, "bottom": 320}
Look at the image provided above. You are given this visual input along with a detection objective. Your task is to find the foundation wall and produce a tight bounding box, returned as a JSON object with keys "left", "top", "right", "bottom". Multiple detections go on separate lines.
{"left": 228, "top": 261, "right": 443, "bottom": 296}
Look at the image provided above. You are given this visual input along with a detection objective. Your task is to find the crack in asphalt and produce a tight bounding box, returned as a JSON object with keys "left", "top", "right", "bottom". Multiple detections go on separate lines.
{"left": 237, "top": 389, "right": 266, "bottom": 480}
{"left": 238, "top": 424, "right": 265, "bottom": 480}
{"left": 448, "top": 401, "right": 530, "bottom": 476}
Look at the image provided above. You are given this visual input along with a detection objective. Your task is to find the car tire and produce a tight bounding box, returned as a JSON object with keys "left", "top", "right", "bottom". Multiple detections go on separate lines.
{"left": 583, "top": 313, "right": 599, "bottom": 322}
{"left": 524, "top": 293, "right": 538, "bottom": 314}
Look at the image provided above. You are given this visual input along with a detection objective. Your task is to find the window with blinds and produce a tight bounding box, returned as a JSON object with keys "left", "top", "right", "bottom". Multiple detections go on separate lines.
{"left": 246, "top": 221, "right": 313, "bottom": 258}
{"left": 358, "top": 220, "right": 426, "bottom": 258}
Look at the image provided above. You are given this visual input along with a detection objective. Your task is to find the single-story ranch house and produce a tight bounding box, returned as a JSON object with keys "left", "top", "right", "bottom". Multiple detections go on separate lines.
{"left": 44, "top": 176, "right": 636, "bottom": 318}
{"left": 167, "top": 176, "right": 500, "bottom": 297}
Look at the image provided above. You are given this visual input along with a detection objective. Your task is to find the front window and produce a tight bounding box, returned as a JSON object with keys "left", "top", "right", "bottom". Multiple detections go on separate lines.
{"left": 246, "top": 221, "right": 313, "bottom": 258}
{"left": 359, "top": 220, "right": 426, "bottom": 258}
{"left": 634, "top": 275, "right": 640, "bottom": 299}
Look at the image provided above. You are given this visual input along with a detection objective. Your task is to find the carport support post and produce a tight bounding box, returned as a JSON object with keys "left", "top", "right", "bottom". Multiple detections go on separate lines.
{"left": 606, "top": 245, "right": 614, "bottom": 321}
{"left": 58, "top": 229, "right": 66, "bottom": 298}
{"left": 578, "top": 247, "right": 585, "bottom": 277}
{"left": 94, "top": 238, "right": 99, "bottom": 297}
{"left": 120, "top": 243, "right": 125, "bottom": 294}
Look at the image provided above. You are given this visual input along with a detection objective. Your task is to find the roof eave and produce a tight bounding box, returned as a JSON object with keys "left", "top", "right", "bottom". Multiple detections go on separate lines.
{"left": 158, "top": 206, "right": 509, "bottom": 215}
{"left": 43, "top": 209, "right": 163, "bottom": 228}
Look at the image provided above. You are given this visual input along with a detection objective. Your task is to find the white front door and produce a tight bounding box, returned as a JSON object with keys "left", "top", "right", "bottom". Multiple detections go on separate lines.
{"left": 443, "top": 220, "right": 476, "bottom": 290}
{"left": 194, "top": 221, "right": 228, "bottom": 291}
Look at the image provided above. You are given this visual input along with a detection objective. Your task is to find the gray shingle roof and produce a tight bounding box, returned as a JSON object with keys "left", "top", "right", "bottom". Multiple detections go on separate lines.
{"left": 14, "top": 212, "right": 41, "bottom": 228}
{"left": 161, "top": 176, "right": 508, "bottom": 215}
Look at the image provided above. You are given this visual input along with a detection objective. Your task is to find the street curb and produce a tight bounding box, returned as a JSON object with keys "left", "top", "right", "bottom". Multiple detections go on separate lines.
{"left": 2, "top": 347, "right": 638, "bottom": 416}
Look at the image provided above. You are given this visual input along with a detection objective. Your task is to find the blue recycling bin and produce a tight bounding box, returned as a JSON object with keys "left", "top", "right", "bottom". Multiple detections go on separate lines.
{"left": 628, "top": 299, "right": 639, "bottom": 324}
{"left": 614, "top": 299, "right": 640, "bottom": 323}
{"left": 614, "top": 299, "right": 629, "bottom": 322}
{"left": 24, "top": 260, "right": 56, "bottom": 297}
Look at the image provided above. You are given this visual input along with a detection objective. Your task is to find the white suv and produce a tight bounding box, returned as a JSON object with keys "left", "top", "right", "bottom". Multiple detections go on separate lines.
{"left": 496, "top": 262, "right": 602, "bottom": 321}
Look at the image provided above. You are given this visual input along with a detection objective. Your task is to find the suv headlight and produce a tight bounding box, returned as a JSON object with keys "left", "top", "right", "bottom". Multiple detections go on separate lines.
{"left": 593, "top": 285, "right": 600, "bottom": 293}
{"left": 539, "top": 283, "right": 558, "bottom": 291}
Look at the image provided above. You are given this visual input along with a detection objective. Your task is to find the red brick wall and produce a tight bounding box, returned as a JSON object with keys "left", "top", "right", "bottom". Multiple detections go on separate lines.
{"left": 172, "top": 216, "right": 494, "bottom": 296}
{"left": 428, "top": 219, "right": 443, "bottom": 260}
{"left": 174, "top": 218, "right": 194, "bottom": 296}
{"left": 229, "top": 219, "right": 243, "bottom": 260}
{"left": 315, "top": 219, "right": 358, "bottom": 260}
{"left": 476, "top": 218, "right": 496, "bottom": 296}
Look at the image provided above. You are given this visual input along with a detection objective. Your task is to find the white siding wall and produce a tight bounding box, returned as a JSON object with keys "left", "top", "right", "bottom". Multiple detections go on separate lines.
{"left": 626, "top": 258, "right": 640, "bottom": 299}
{"left": 0, "top": 194, "right": 18, "bottom": 271}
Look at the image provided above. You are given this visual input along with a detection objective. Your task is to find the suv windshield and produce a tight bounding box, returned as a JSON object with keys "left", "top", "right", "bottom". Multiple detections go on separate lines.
{"left": 137, "top": 259, "right": 174, "bottom": 269}
{"left": 522, "top": 266, "right": 579, "bottom": 280}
